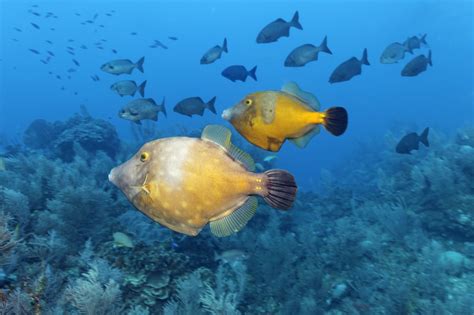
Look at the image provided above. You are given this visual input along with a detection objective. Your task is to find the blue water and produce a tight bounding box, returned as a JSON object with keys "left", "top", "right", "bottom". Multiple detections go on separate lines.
{"left": 0, "top": 1, "right": 473, "bottom": 314}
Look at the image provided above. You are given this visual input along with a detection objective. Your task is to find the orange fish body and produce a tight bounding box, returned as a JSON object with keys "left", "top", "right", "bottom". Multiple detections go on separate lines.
{"left": 222, "top": 82, "right": 348, "bottom": 151}
{"left": 109, "top": 125, "right": 297, "bottom": 237}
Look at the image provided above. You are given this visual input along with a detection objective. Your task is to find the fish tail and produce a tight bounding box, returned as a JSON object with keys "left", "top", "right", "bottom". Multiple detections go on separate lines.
{"left": 207, "top": 97, "right": 217, "bottom": 114}
{"left": 222, "top": 38, "right": 228, "bottom": 53}
{"left": 427, "top": 50, "right": 432, "bottom": 66}
{"left": 159, "top": 97, "right": 167, "bottom": 117}
{"left": 136, "top": 56, "right": 145, "bottom": 73}
{"left": 290, "top": 11, "right": 303, "bottom": 30}
{"left": 138, "top": 80, "right": 147, "bottom": 97}
{"left": 322, "top": 107, "right": 348, "bottom": 136}
{"left": 360, "top": 48, "right": 370, "bottom": 66}
{"left": 263, "top": 170, "right": 297, "bottom": 210}
{"left": 419, "top": 127, "right": 429, "bottom": 147}
{"left": 420, "top": 33, "right": 428, "bottom": 45}
{"left": 248, "top": 66, "right": 257, "bottom": 81}
{"left": 319, "top": 36, "right": 332, "bottom": 55}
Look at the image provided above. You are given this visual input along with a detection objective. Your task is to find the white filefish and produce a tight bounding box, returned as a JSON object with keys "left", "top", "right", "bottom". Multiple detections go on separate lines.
{"left": 101, "top": 56, "right": 145, "bottom": 75}
{"left": 111, "top": 80, "right": 147, "bottom": 97}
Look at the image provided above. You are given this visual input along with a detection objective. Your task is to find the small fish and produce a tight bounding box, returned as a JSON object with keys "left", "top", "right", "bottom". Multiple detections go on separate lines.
{"left": 380, "top": 42, "right": 408, "bottom": 64}
{"left": 66, "top": 46, "right": 74, "bottom": 50}
{"left": 112, "top": 49, "right": 118, "bottom": 54}
{"left": 13, "top": 27, "right": 22, "bottom": 32}
{"left": 67, "top": 68, "right": 76, "bottom": 73}
{"left": 96, "top": 46, "right": 104, "bottom": 50}
{"left": 40, "top": 60, "right": 48, "bottom": 64}
{"left": 215, "top": 249, "right": 249, "bottom": 263}
{"left": 153, "top": 40, "right": 168, "bottom": 49}
{"left": 401, "top": 51, "right": 432, "bottom": 77}
{"left": 329, "top": 48, "right": 370, "bottom": 84}
{"left": 85, "top": 20, "right": 94, "bottom": 24}
{"left": 174, "top": 97, "right": 216, "bottom": 117}
{"left": 31, "top": 22, "right": 40, "bottom": 29}
{"left": 80, "top": 44, "right": 88, "bottom": 49}
{"left": 47, "top": 51, "right": 55, "bottom": 56}
{"left": 72, "top": 59, "right": 80, "bottom": 66}
{"left": 263, "top": 155, "right": 277, "bottom": 163}
{"left": 93, "top": 13, "right": 99, "bottom": 20}
{"left": 108, "top": 125, "right": 298, "bottom": 237}
{"left": 256, "top": 11, "right": 302, "bottom": 44}
{"left": 45, "top": 40, "right": 53, "bottom": 44}
{"left": 396, "top": 127, "right": 429, "bottom": 154}
{"left": 68, "top": 39, "right": 75, "bottom": 42}
{"left": 119, "top": 98, "right": 166, "bottom": 124}
{"left": 112, "top": 232, "right": 134, "bottom": 248}
{"left": 101, "top": 57, "right": 145, "bottom": 75}
{"left": 221, "top": 65, "right": 257, "bottom": 82}
{"left": 29, "top": 48, "right": 40, "bottom": 54}
{"left": 56, "top": 75, "right": 61, "bottom": 80}
{"left": 90, "top": 74, "right": 100, "bottom": 82}
{"left": 31, "top": 11, "right": 41, "bottom": 16}
{"left": 130, "top": 32, "right": 137, "bottom": 36}
{"left": 200, "top": 38, "right": 228, "bottom": 64}
{"left": 110, "top": 80, "right": 147, "bottom": 97}
{"left": 168, "top": 36, "right": 178, "bottom": 40}
{"left": 11, "top": 38, "right": 19, "bottom": 42}
{"left": 403, "top": 34, "right": 427, "bottom": 53}
{"left": 50, "top": 28, "right": 55, "bottom": 31}
{"left": 106, "top": 13, "right": 113, "bottom": 17}
{"left": 222, "top": 82, "right": 348, "bottom": 152}
{"left": 67, "top": 50, "right": 75, "bottom": 55}
{"left": 284, "top": 36, "right": 332, "bottom": 67}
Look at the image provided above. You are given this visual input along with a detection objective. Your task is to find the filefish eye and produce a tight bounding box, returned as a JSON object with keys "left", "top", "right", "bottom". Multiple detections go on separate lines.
{"left": 140, "top": 152, "right": 150, "bottom": 162}
{"left": 245, "top": 99, "right": 252, "bottom": 106}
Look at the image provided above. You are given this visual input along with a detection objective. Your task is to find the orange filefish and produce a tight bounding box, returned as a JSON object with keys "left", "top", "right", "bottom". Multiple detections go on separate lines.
{"left": 222, "top": 82, "right": 348, "bottom": 152}
{"left": 108, "top": 125, "right": 297, "bottom": 237}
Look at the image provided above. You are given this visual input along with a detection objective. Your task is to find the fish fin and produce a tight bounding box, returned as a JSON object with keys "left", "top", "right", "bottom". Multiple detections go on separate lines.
{"left": 159, "top": 97, "right": 167, "bottom": 117}
{"left": 263, "top": 170, "right": 297, "bottom": 210}
{"left": 138, "top": 80, "right": 147, "bottom": 97}
{"left": 420, "top": 34, "right": 427, "bottom": 45}
{"left": 281, "top": 81, "right": 320, "bottom": 110}
{"left": 145, "top": 98, "right": 156, "bottom": 104}
{"left": 322, "top": 107, "right": 348, "bottom": 136}
{"left": 229, "top": 143, "right": 255, "bottom": 171}
{"left": 201, "top": 125, "right": 232, "bottom": 150}
{"left": 419, "top": 127, "right": 429, "bottom": 147}
{"left": 289, "top": 126, "right": 321, "bottom": 148}
{"left": 290, "top": 11, "right": 303, "bottom": 30}
{"left": 222, "top": 38, "right": 228, "bottom": 53}
{"left": 319, "top": 36, "right": 332, "bottom": 55}
{"left": 427, "top": 50, "right": 432, "bottom": 66}
{"left": 248, "top": 66, "right": 257, "bottom": 81}
{"left": 151, "top": 111, "right": 158, "bottom": 121}
{"left": 210, "top": 197, "right": 257, "bottom": 237}
{"left": 135, "top": 120, "right": 142, "bottom": 125}
{"left": 360, "top": 48, "right": 370, "bottom": 65}
{"left": 136, "top": 56, "right": 145, "bottom": 73}
{"left": 207, "top": 97, "right": 217, "bottom": 114}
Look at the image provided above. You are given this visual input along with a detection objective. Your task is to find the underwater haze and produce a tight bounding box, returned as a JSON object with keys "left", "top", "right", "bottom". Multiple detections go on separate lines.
{"left": 0, "top": 0, "right": 473, "bottom": 314}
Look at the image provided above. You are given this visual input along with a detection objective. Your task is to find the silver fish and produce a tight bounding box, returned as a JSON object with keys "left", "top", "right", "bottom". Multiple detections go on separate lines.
{"left": 200, "top": 38, "right": 227, "bottom": 64}
{"left": 101, "top": 57, "right": 145, "bottom": 75}
{"left": 401, "top": 50, "right": 432, "bottom": 77}
{"left": 111, "top": 80, "right": 147, "bottom": 97}
{"left": 119, "top": 98, "right": 166, "bottom": 124}
{"left": 256, "top": 11, "right": 302, "bottom": 44}
{"left": 284, "top": 36, "right": 332, "bottom": 67}
{"left": 380, "top": 42, "right": 408, "bottom": 64}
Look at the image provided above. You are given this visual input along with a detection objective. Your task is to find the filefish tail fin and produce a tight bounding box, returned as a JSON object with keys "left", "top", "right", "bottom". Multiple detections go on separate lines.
{"left": 319, "top": 36, "right": 332, "bottom": 55}
{"left": 360, "top": 48, "right": 370, "bottom": 66}
{"left": 263, "top": 170, "right": 297, "bottom": 210}
{"left": 138, "top": 80, "right": 147, "bottom": 97}
{"left": 159, "top": 97, "right": 167, "bottom": 117}
{"left": 136, "top": 56, "right": 145, "bottom": 73}
{"left": 222, "top": 38, "right": 228, "bottom": 53}
{"left": 419, "top": 127, "right": 430, "bottom": 147}
{"left": 248, "top": 66, "right": 257, "bottom": 81}
{"left": 290, "top": 11, "right": 303, "bottom": 30}
{"left": 207, "top": 97, "right": 217, "bottom": 114}
{"left": 427, "top": 50, "right": 432, "bottom": 66}
{"left": 323, "top": 107, "right": 348, "bottom": 136}
{"left": 420, "top": 33, "right": 428, "bottom": 45}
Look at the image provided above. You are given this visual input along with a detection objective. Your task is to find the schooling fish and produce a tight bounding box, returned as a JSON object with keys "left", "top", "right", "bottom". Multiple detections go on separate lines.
{"left": 380, "top": 42, "right": 408, "bottom": 64}
{"left": 256, "top": 11, "right": 302, "bottom": 44}
{"left": 284, "top": 36, "right": 332, "bottom": 67}
{"left": 200, "top": 38, "right": 228, "bottom": 64}
{"left": 329, "top": 48, "right": 370, "bottom": 84}
{"left": 403, "top": 34, "right": 427, "bottom": 53}
{"left": 110, "top": 80, "right": 147, "bottom": 97}
{"left": 174, "top": 97, "right": 216, "bottom": 117}
{"left": 30, "top": 22, "right": 40, "bottom": 29}
{"left": 222, "top": 82, "right": 348, "bottom": 151}
{"left": 101, "top": 57, "right": 145, "bottom": 75}
{"left": 396, "top": 127, "right": 429, "bottom": 154}
{"left": 108, "top": 125, "right": 297, "bottom": 237}
{"left": 401, "top": 51, "right": 432, "bottom": 77}
{"left": 221, "top": 65, "right": 257, "bottom": 82}
{"left": 119, "top": 98, "right": 166, "bottom": 124}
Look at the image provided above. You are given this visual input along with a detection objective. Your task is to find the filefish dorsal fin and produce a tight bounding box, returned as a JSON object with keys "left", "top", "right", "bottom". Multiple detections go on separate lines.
{"left": 210, "top": 197, "right": 257, "bottom": 237}
{"left": 201, "top": 125, "right": 232, "bottom": 149}
{"left": 290, "top": 126, "right": 321, "bottom": 148}
{"left": 229, "top": 144, "right": 255, "bottom": 171}
{"left": 281, "top": 81, "right": 321, "bottom": 111}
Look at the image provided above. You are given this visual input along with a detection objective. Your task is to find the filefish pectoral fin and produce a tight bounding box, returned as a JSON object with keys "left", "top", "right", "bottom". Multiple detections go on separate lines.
{"left": 210, "top": 197, "right": 257, "bottom": 237}
{"left": 289, "top": 126, "right": 321, "bottom": 148}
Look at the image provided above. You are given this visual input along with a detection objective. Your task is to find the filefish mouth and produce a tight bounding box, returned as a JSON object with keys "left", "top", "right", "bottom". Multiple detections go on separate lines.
{"left": 108, "top": 167, "right": 119, "bottom": 187}
{"left": 221, "top": 109, "right": 232, "bottom": 120}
